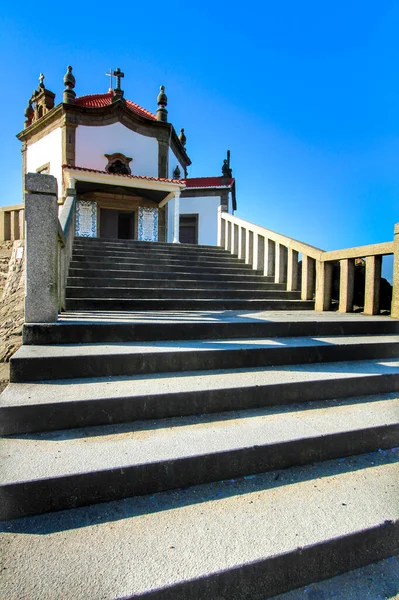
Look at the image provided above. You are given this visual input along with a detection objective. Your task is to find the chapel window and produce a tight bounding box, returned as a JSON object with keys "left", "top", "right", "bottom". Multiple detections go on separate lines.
{"left": 105, "top": 153, "right": 132, "bottom": 175}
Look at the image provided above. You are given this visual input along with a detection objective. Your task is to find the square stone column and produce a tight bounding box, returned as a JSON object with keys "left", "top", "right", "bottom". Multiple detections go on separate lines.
{"left": 364, "top": 255, "right": 382, "bottom": 315}
{"left": 392, "top": 223, "right": 399, "bottom": 319}
{"left": 339, "top": 258, "right": 355, "bottom": 312}
{"left": 25, "top": 173, "right": 59, "bottom": 323}
{"left": 315, "top": 261, "right": 333, "bottom": 311}
{"left": 172, "top": 190, "right": 180, "bottom": 244}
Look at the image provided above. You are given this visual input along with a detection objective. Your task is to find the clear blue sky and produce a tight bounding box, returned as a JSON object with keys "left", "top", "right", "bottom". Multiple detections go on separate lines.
{"left": 1, "top": 1, "right": 398, "bottom": 277}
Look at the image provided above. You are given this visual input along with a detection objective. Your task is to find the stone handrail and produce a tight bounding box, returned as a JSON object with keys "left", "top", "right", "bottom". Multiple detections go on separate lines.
{"left": 0, "top": 203, "right": 25, "bottom": 242}
{"left": 57, "top": 190, "right": 76, "bottom": 311}
{"left": 218, "top": 208, "right": 399, "bottom": 318}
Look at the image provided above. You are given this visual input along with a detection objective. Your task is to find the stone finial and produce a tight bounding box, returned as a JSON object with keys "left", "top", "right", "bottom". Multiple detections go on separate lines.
{"left": 156, "top": 85, "right": 168, "bottom": 122}
{"left": 178, "top": 128, "right": 186, "bottom": 147}
{"left": 222, "top": 150, "right": 233, "bottom": 178}
{"left": 63, "top": 66, "right": 76, "bottom": 104}
{"left": 173, "top": 165, "right": 181, "bottom": 180}
{"left": 24, "top": 99, "right": 34, "bottom": 128}
{"left": 38, "top": 73, "right": 45, "bottom": 89}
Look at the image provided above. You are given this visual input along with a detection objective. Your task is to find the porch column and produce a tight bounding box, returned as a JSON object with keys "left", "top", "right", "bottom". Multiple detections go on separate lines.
{"left": 173, "top": 189, "right": 180, "bottom": 243}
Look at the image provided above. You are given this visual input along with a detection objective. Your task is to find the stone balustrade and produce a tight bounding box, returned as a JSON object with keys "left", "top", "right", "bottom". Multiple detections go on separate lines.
{"left": 218, "top": 207, "right": 398, "bottom": 317}
{"left": 0, "top": 204, "right": 25, "bottom": 242}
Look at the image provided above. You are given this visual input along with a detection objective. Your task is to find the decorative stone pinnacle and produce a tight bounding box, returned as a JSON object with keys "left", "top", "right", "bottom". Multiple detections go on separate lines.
{"left": 63, "top": 66, "right": 76, "bottom": 104}
{"left": 173, "top": 165, "right": 181, "bottom": 180}
{"left": 157, "top": 85, "right": 167, "bottom": 108}
{"left": 64, "top": 66, "right": 75, "bottom": 90}
{"left": 179, "top": 128, "right": 186, "bottom": 147}
{"left": 24, "top": 99, "right": 34, "bottom": 128}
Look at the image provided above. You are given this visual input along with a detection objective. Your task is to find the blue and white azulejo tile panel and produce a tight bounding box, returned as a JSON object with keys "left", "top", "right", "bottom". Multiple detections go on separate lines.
{"left": 76, "top": 201, "right": 97, "bottom": 237}
{"left": 138, "top": 207, "right": 158, "bottom": 242}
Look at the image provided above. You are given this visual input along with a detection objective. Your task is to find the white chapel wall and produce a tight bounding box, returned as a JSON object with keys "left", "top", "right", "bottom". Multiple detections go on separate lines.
{"left": 76, "top": 123, "right": 158, "bottom": 177}
{"left": 167, "top": 195, "right": 220, "bottom": 246}
{"left": 26, "top": 128, "right": 63, "bottom": 196}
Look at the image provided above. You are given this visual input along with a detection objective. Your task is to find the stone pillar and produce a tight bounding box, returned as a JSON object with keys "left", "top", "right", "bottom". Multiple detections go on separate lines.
{"left": 275, "top": 243, "right": 288, "bottom": 284}
{"left": 238, "top": 227, "right": 245, "bottom": 259}
{"left": 264, "top": 239, "right": 276, "bottom": 278}
{"left": 10, "top": 211, "right": 19, "bottom": 241}
{"left": 25, "top": 173, "right": 59, "bottom": 323}
{"left": 287, "top": 248, "right": 299, "bottom": 291}
{"left": 217, "top": 205, "right": 227, "bottom": 247}
{"left": 252, "top": 234, "right": 259, "bottom": 270}
{"left": 364, "top": 255, "right": 382, "bottom": 315}
{"left": 19, "top": 209, "right": 25, "bottom": 240}
{"left": 392, "top": 223, "right": 399, "bottom": 318}
{"left": 339, "top": 258, "right": 355, "bottom": 312}
{"left": 315, "top": 261, "right": 333, "bottom": 311}
{"left": 301, "top": 255, "right": 315, "bottom": 300}
{"left": 173, "top": 190, "right": 180, "bottom": 243}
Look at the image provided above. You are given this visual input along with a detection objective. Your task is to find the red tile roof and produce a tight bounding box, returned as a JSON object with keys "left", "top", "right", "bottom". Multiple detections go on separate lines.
{"left": 183, "top": 177, "right": 235, "bottom": 188}
{"left": 63, "top": 165, "right": 183, "bottom": 185}
{"left": 75, "top": 92, "right": 157, "bottom": 121}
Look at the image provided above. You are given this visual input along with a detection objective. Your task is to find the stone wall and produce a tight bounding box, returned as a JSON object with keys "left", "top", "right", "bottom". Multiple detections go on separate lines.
{"left": 0, "top": 240, "right": 25, "bottom": 391}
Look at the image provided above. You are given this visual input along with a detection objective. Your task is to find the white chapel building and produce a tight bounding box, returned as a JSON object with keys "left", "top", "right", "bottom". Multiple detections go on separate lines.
{"left": 17, "top": 67, "right": 236, "bottom": 245}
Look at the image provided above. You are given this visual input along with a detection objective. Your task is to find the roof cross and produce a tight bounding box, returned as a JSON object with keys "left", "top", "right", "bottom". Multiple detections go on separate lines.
{"left": 114, "top": 68, "right": 124, "bottom": 91}
{"left": 105, "top": 68, "right": 114, "bottom": 91}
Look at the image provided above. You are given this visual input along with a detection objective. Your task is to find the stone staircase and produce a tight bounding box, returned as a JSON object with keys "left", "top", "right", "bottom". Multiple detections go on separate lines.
{"left": 0, "top": 239, "right": 399, "bottom": 600}
{"left": 65, "top": 237, "right": 313, "bottom": 311}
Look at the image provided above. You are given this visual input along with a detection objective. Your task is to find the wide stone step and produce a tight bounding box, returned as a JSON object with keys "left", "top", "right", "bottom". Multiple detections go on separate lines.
{"left": 69, "top": 259, "right": 263, "bottom": 275}
{"left": 0, "top": 453, "right": 398, "bottom": 599}
{"left": 70, "top": 255, "right": 260, "bottom": 271}
{"left": 73, "top": 238, "right": 226, "bottom": 252}
{"left": 68, "top": 267, "right": 272, "bottom": 282}
{"left": 72, "top": 248, "right": 245, "bottom": 262}
{"left": 1, "top": 395, "right": 398, "bottom": 519}
{"left": 65, "top": 298, "right": 314, "bottom": 311}
{"left": 65, "top": 287, "right": 301, "bottom": 300}
{"left": 2, "top": 359, "right": 398, "bottom": 435}
{"left": 66, "top": 277, "right": 282, "bottom": 290}
{"left": 22, "top": 314, "right": 399, "bottom": 344}
{"left": 10, "top": 334, "right": 399, "bottom": 382}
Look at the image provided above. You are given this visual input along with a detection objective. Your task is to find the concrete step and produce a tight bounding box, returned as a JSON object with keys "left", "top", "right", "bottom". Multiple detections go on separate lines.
{"left": 73, "top": 237, "right": 229, "bottom": 252}
{"left": 68, "top": 267, "right": 272, "bottom": 282}
{"left": 2, "top": 359, "right": 398, "bottom": 435}
{"left": 64, "top": 298, "right": 314, "bottom": 311}
{"left": 70, "top": 256, "right": 262, "bottom": 272}
{"left": 9, "top": 334, "right": 399, "bottom": 382}
{"left": 72, "top": 253, "right": 251, "bottom": 268}
{"left": 1, "top": 395, "right": 398, "bottom": 519}
{"left": 22, "top": 314, "right": 399, "bottom": 345}
{"left": 72, "top": 248, "right": 247, "bottom": 262}
{"left": 1, "top": 452, "right": 398, "bottom": 599}
{"left": 69, "top": 259, "right": 264, "bottom": 275}
{"left": 66, "top": 277, "right": 282, "bottom": 290}
{"left": 65, "top": 287, "right": 301, "bottom": 300}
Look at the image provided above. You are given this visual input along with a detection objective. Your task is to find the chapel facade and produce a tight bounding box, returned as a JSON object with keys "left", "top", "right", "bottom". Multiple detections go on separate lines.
{"left": 17, "top": 67, "right": 236, "bottom": 245}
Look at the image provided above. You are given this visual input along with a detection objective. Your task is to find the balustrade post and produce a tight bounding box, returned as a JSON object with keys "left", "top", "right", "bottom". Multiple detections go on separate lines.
{"left": 364, "top": 255, "right": 382, "bottom": 315}
{"left": 315, "top": 261, "right": 333, "bottom": 311}
{"left": 19, "top": 210, "right": 25, "bottom": 240}
{"left": 245, "top": 230, "right": 253, "bottom": 264}
{"left": 287, "top": 248, "right": 299, "bottom": 291}
{"left": 25, "top": 173, "right": 59, "bottom": 323}
{"left": 217, "top": 205, "right": 224, "bottom": 247}
{"left": 230, "top": 221, "right": 236, "bottom": 255}
{"left": 233, "top": 224, "right": 239, "bottom": 255}
{"left": 238, "top": 227, "right": 244, "bottom": 259}
{"left": 275, "top": 243, "right": 288, "bottom": 284}
{"left": 252, "top": 233, "right": 259, "bottom": 270}
{"left": 264, "top": 239, "right": 275, "bottom": 277}
{"left": 338, "top": 258, "right": 355, "bottom": 312}
{"left": 301, "top": 255, "right": 315, "bottom": 300}
{"left": 392, "top": 223, "right": 399, "bottom": 318}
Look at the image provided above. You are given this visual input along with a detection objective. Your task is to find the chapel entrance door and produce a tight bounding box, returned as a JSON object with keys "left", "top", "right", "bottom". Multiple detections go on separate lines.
{"left": 179, "top": 214, "right": 198, "bottom": 244}
{"left": 100, "top": 209, "right": 135, "bottom": 239}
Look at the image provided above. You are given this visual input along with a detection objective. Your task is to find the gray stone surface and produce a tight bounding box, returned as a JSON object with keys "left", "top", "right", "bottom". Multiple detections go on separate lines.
{"left": 0, "top": 452, "right": 397, "bottom": 600}
{"left": 24, "top": 185, "right": 58, "bottom": 323}
{"left": 25, "top": 172, "right": 58, "bottom": 195}
{"left": 2, "top": 394, "right": 398, "bottom": 482}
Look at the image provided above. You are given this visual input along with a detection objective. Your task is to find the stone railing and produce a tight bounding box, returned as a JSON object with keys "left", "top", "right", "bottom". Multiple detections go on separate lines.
{"left": 0, "top": 204, "right": 25, "bottom": 242}
{"left": 24, "top": 173, "right": 76, "bottom": 323}
{"left": 218, "top": 208, "right": 398, "bottom": 317}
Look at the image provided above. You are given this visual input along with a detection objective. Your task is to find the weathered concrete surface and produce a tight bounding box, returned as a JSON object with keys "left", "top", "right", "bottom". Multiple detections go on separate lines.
{"left": 0, "top": 452, "right": 397, "bottom": 600}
